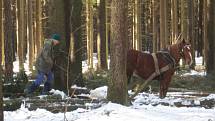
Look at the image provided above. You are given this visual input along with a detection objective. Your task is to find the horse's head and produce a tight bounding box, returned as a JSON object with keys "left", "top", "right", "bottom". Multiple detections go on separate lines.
{"left": 178, "top": 39, "right": 193, "bottom": 66}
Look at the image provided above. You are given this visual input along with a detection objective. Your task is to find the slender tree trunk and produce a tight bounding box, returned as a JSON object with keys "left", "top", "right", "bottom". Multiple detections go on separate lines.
{"left": 0, "top": 65, "right": 3, "bottom": 121}
{"left": 98, "top": 0, "right": 108, "bottom": 70}
{"left": 0, "top": 1, "right": 3, "bottom": 120}
{"left": 107, "top": 0, "right": 128, "bottom": 105}
{"left": 28, "top": 0, "right": 34, "bottom": 72}
{"left": 171, "top": 0, "right": 178, "bottom": 43}
{"left": 17, "top": 0, "right": 25, "bottom": 70}
{"left": 134, "top": 0, "right": 141, "bottom": 50}
{"left": 127, "top": 0, "right": 134, "bottom": 49}
{"left": 86, "top": 0, "right": 94, "bottom": 70}
{"left": 11, "top": 0, "right": 17, "bottom": 62}
{"left": 206, "top": 0, "right": 215, "bottom": 74}
{"left": 35, "top": 0, "right": 42, "bottom": 55}
{"left": 203, "top": 0, "right": 208, "bottom": 72}
{"left": 181, "top": 0, "right": 188, "bottom": 40}
{"left": 164, "top": 0, "right": 169, "bottom": 46}
{"left": 198, "top": 0, "right": 203, "bottom": 57}
{"left": 4, "top": 0, "right": 14, "bottom": 82}
{"left": 152, "top": 0, "right": 158, "bottom": 52}
{"left": 0, "top": 0, "right": 2, "bottom": 65}
{"left": 23, "top": 0, "right": 27, "bottom": 61}
{"left": 160, "top": 0, "right": 165, "bottom": 48}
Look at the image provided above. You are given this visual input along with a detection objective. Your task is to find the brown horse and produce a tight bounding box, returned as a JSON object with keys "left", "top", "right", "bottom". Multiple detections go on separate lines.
{"left": 127, "top": 40, "right": 192, "bottom": 98}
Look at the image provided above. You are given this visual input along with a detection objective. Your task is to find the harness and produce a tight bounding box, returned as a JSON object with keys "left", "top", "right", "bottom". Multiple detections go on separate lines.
{"left": 130, "top": 50, "right": 177, "bottom": 99}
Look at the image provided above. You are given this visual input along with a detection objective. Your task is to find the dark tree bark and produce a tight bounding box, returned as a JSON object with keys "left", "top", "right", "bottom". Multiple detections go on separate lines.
{"left": 70, "top": 0, "right": 84, "bottom": 87}
{"left": 98, "top": 0, "right": 108, "bottom": 70}
{"left": 206, "top": 0, "right": 215, "bottom": 75}
{"left": 0, "top": 1, "right": 3, "bottom": 120}
{"left": 0, "top": 0, "right": 2, "bottom": 64}
{"left": 48, "top": 0, "right": 84, "bottom": 92}
{"left": 48, "top": 0, "right": 67, "bottom": 91}
{"left": 107, "top": 0, "right": 128, "bottom": 105}
{"left": 0, "top": 66, "right": 3, "bottom": 121}
{"left": 198, "top": 0, "right": 203, "bottom": 57}
{"left": 28, "top": 0, "right": 34, "bottom": 72}
{"left": 4, "top": 0, "right": 14, "bottom": 82}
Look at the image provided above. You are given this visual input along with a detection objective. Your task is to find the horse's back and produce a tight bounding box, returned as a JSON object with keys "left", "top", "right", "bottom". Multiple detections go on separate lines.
{"left": 127, "top": 49, "right": 154, "bottom": 79}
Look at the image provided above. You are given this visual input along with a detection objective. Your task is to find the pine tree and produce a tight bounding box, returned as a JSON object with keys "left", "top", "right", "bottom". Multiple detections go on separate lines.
{"left": 160, "top": 0, "right": 165, "bottom": 48}
{"left": 0, "top": 0, "right": 3, "bottom": 65}
{"left": 28, "top": 0, "right": 34, "bottom": 72}
{"left": 4, "top": 0, "right": 14, "bottom": 82}
{"left": 0, "top": 65, "right": 3, "bottom": 121}
{"left": 206, "top": 0, "right": 215, "bottom": 74}
{"left": 17, "top": 0, "right": 25, "bottom": 70}
{"left": 48, "top": 0, "right": 67, "bottom": 91}
{"left": 107, "top": 0, "right": 128, "bottom": 105}
{"left": 98, "top": 0, "right": 108, "bottom": 70}
{"left": 171, "top": 0, "right": 178, "bottom": 43}
{"left": 35, "top": 0, "right": 42, "bottom": 56}
{"left": 86, "top": 0, "right": 94, "bottom": 70}
{"left": 0, "top": 0, "right": 3, "bottom": 120}
{"left": 152, "top": 0, "right": 158, "bottom": 52}
{"left": 203, "top": 0, "right": 208, "bottom": 68}
{"left": 70, "top": 0, "right": 84, "bottom": 87}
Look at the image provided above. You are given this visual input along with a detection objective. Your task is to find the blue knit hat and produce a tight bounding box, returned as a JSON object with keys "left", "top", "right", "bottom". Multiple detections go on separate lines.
{"left": 51, "top": 34, "right": 61, "bottom": 41}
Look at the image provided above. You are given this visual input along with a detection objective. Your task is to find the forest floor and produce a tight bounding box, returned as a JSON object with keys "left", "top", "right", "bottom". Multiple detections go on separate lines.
{"left": 3, "top": 69, "right": 215, "bottom": 112}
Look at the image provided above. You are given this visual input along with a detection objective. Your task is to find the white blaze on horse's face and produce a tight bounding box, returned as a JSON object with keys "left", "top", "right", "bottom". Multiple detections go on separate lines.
{"left": 183, "top": 45, "right": 193, "bottom": 66}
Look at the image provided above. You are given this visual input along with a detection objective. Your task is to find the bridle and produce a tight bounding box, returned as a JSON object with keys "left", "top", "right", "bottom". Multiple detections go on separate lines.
{"left": 179, "top": 44, "right": 191, "bottom": 60}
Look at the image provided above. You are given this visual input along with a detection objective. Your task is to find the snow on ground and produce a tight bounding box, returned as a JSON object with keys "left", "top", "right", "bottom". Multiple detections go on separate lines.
{"left": 4, "top": 86, "right": 215, "bottom": 121}
{"left": 6, "top": 53, "right": 215, "bottom": 121}
{"left": 4, "top": 91, "right": 215, "bottom": 121}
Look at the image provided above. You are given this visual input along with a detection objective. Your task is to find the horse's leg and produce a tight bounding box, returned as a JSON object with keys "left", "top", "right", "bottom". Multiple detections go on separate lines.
{"left": 159, "top": 70, "right": 174, "bottom": 98}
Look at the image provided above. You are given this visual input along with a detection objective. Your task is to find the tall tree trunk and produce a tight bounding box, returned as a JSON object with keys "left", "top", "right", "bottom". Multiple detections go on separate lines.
{"left": 35, "top": 0, "right": 42, "bottom": 56}
{"left": 0, "top": 0, "right": 3, "bottom": 65}
{"left": 4, "top": 0, "right": 14, "bottom": 82}
{"left": 28, "top": 0, "right": 34, "bottom": 72}
{"left": 0, "top": 65, "right": 3, "bottom": 121}
{"left": 127, "top": 0, "right": 134, "bottom": 49}
{"left": 188, "top": 0, "right": 195, "bottom": 67}
{"left": 49, "top": 0, "right": 67, "bottom": 91}
{"left": 134, "top": 0, "right": 141, "bottom": 50}
{"left": 198, "top": 0, "right": 203, "bottom": 57}
{"left": 23, "top": 0, "right": 27, "bottom": 62}
{"left": 203, "top": 0, "right": 208, "bottom": 67}
{"left": 160, "top": 0, "right": 165, "bottom": 48}
{"left": 0, "top": 1, "right": 3, "bottom": 120}
{"left": 171, "top": 0, "right": 178, "bottom": 43}
{"left": 152, "top": 0, "right": 158, "bottom": 52}
{"left": 11, "top": 0, "right": 17, "bottom": 62}
{"left": 17, "top": 0, "right": 25, "bottom": 70}
{"left": 181, "top": 0, "right": 188, "bottom": 40}
{"left": 206, "top": 0, "right": 215, "bottom": 74}
{"left": 164, "top": 0, "right": 169, "bottom": 46}
{"left": 98, "top": 0, "right": 108, "bottom": 70}
{"left": 70, "top": 0, "right": 84, "bottom": 87}
{"left": 86, "top": 0, "right": 94, "bottom": 70}
{"left": 107, "top": 0, "right": 128, "bottom": 105}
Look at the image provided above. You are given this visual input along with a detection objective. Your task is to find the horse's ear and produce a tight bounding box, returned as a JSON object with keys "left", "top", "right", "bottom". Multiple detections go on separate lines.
{"left": 182, "top": 39, "right": 186, "bottom": 44}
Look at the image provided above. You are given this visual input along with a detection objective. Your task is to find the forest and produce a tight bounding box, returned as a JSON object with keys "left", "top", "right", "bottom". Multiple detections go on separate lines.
{"left": 1, "top": 0, "right": 215, "bottom": 121}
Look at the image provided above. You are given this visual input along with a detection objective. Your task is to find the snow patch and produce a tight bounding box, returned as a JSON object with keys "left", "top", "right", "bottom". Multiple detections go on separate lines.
{"left": 90, "top": 86, "right": 107, "bottom": 99}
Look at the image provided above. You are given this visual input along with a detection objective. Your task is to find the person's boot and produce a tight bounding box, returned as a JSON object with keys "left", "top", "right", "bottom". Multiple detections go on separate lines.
{"left": 41, "top": 82, "right": 51, "bottom": 95}
{"left": 24, "top": 82, "right": 39, "bottom": 96}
